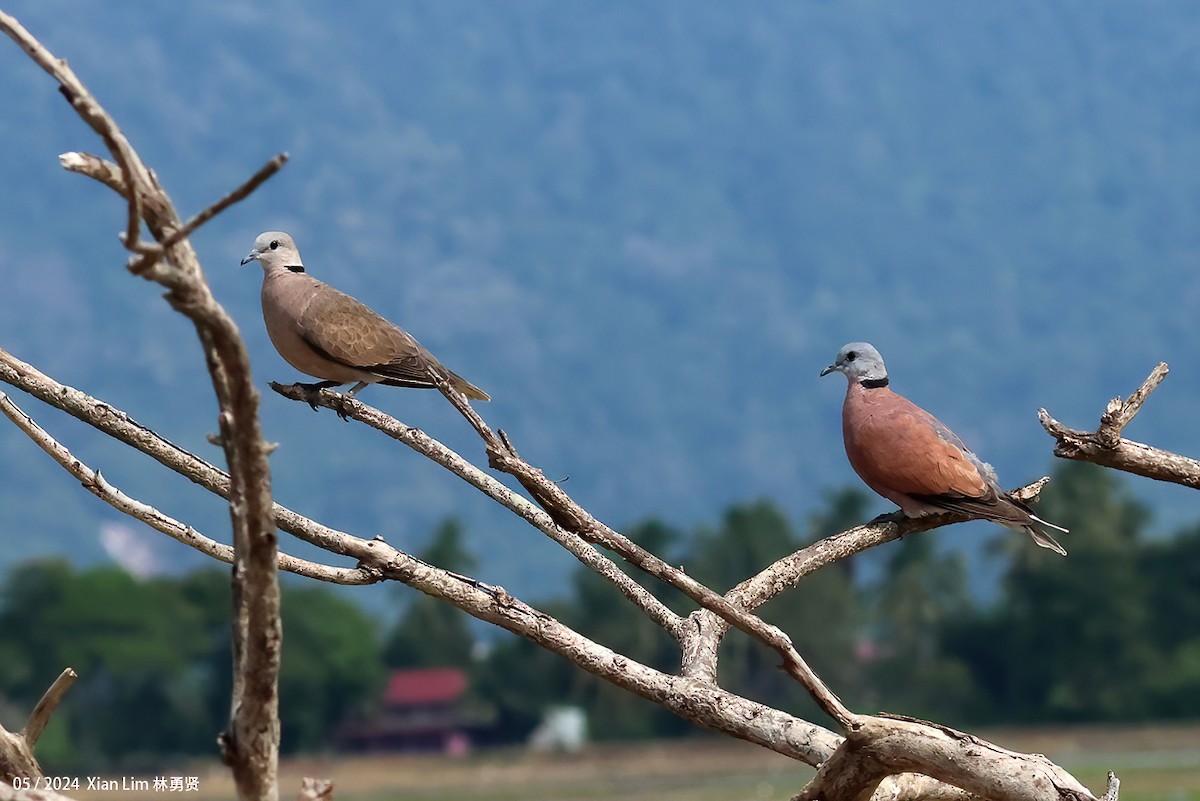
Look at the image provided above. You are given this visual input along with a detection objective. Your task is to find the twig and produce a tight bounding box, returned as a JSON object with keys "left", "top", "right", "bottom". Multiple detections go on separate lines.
{"left": 0, "top": 391, "right": 373, "bottom": 585}
{"left": 127, "top": 152, "right": 290, "bottom": 276}
{"left": 433, "top": 373, "right": 508, "bottom": 452}
{"left": 20, "top": 669, "right": 76, "bottom": 748}
{"left": 1, "top": 669, "right": 78, "bottom": 782}
{"left": 0, "top": 14, "right": 151, "bottom": 258}
{"left": 1101, "top": 771, "right": 1120, "bottom": 801}
{"left": 59, "top": 152, "right": 126, "bottom": 195}
{"left": 1097, "top": 363, "right": 1169, "bottom": 447}
{"left": 1040, "top": 363, "right": 1200, "bottom": 489}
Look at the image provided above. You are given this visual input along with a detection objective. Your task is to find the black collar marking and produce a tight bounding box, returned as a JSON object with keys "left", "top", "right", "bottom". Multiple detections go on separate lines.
{"left": 859, "top": 377, "right": 889, "bottom": 389}
{"left": 286, "top": 264, "right": 305, "bottom": 273}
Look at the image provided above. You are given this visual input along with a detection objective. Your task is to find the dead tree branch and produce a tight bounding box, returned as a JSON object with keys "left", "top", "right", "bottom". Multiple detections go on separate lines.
{"left": 0, "top": 358, "right": 850, "bottom": 768}
{"left": 127, "top": 153, "right": 290, "bottom": 276}
{"left": 0, "top": 391, "right": 373, "bottom": 585}
{"left": 269, "top": 384, "right": 1112, "bottom": 801}
{"left": 0, "top": 669, "right": 76, "bottom": 783}
{"left": 0, "top": 11, "right": 1120, "bottom": 801}
{"left": 2, "top": 348, "right": 671, "bottom": 626}
{"left": 0, "top": 725, "right": 36, "bottom": 785}
{"left": 0, "top": 12, "right": 282, "bottom": 800}
{"left": 273, "top": 381, "right": 856, "bottom": 729}
{"left": 1040, "top": 363, "right": 1200, "bottom": 488}
{"left": 681, "top": 480, "right": 1050, "bottom": 683}
{"left": 268, "top": 382, "right": 682, "bottom": 634}
{"left": 793, "top": 714, "right": 1099, "bottom": 801}
{"left": 424, "top": 374, "right": 854, "bottom": 728}
{"left": 18, "top": 669, "right": 76, "bottom": 752}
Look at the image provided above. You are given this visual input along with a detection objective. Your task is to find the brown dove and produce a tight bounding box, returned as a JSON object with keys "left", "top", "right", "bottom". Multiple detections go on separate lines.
{"left": 821, "top": 342, "right": 1066, "bottom": 555}
{"left": 240, "top": 231, "right": 489, "bottom": 403}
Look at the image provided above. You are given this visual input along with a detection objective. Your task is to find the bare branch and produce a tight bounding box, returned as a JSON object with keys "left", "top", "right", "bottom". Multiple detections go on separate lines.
{"left": 272, "top": 382, "right": 854, "bottom": 730}
{"left": 268, "top": 382, "right": 683, "bottom": 634}
{"left": 1096, "top": 363, "right": 1169, "bottom": 446}
{"left": 1040, "top": 363, "right": 1200, "bottom": 488}
{"left": 1, "top": 669, "right": 76, "bottom": 783}
{"left": 0, "top": 347, "right": 360, "bottom": 559}
{"left": 0, "top": 14, "right": 1123, "bottom": 801}
{"left": 681, "top": 479, "right": 1051, "bottom": 682}
{"left": 0, "top": 729, "right": 37, "bottom": 786}
{"left": 1101, "top": 771, "right": 1120, "bottom": 801}
{"left": 372, "top": 380, "right": 859, "bottom": 728}
{"left": 59, "top": 151, "right": 126, "bottom": 195}
{"left": 19, "top": 669, "right": 76, "bottom": 749}
{"left": 795, "top": 714, "right": 1100, "bottom": 801}
{"left": 127, "top": 152, "right": 290, "bottom": 276}
{"left": 0, "top": 359, "right": 851, "bottom": 767}
{"left": 351, "top": 536, "right": 843, "bottom": 766}
{"left": 487, "top": 441, "right": 853, "bottom": 726}
{"left": 1, "top": 13, "right": 283, "bottom": 799}
{"left": 5, "top": 325, "right": 678, "bottom": 633}
{"left": 0, "top": 14, "right": 150, "bottom": 254}
{"left": 0, "top": 391, "right": 372, "bottom": 585}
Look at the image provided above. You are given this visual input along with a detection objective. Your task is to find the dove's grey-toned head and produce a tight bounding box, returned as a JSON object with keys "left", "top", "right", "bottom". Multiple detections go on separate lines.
{"left": 240, "top": 231, "right": 304, "bottom": 272}
{"left": 820, "top": 341, "right": 888, "bottom": 384}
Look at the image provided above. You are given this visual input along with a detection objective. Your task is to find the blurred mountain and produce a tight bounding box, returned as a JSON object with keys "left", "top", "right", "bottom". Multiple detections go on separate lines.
{"left": 2, "top": 1, "right": 1200, "bottom": 601}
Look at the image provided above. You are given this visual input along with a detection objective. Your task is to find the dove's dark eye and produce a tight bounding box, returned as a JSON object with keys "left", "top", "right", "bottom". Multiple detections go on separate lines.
{"left": 846, "top": 351, "right": 858, "bottom": 362}
{"left": 269, "top": 240, "right": 280, "bottom": 250}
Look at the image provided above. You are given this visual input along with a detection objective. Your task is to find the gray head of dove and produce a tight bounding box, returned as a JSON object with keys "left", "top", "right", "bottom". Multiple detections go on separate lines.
{"left": 820, "top": 342, "right": 888, "bottom": 384}
{"left": 240, "top": 231, "right": 304, "bottom": 272}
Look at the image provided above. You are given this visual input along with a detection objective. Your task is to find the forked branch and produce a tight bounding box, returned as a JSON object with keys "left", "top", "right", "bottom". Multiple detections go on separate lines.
{"left": 682, "top": 479, "right": 1051, "bottom": 683}
{"left": 0, "top": 357, "right": 844, "bottom": 767}
{"left": 273, "top": 381, "right": 855, "bottom": 729}
{"left": 1040, "top": 363, "right": 1200, "bottom": 488}
{"left": 0, "top": 391, "right": 373, "bottom": 586}
{"left": 0, "top": 10, "right": 1121, "bottom": 801}
{"left": 0, "top": 12, "right": 283, "bottom": 800}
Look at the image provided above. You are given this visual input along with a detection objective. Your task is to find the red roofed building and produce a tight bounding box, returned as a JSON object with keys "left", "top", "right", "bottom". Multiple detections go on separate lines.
{"left": 336, "top": 667, "right": 485, "bottom": 755}
{"left": 384, "top": 667, "right": 467, "bottom": 706}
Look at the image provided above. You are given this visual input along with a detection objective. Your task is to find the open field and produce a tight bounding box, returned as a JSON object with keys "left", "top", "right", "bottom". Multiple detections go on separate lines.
{"left": 68, "top": 723, "right": 1199, "bottom": 801}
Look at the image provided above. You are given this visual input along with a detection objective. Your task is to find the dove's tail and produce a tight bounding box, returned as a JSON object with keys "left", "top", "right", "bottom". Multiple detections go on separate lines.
{"left": 1024, "top": 514, "right": 1068, "bottom": 556}
{"left": 449, "top": 370, "right": 491, "bottom": 402}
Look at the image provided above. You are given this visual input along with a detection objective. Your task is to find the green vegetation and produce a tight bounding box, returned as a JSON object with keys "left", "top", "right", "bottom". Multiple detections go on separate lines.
{"left": 0, "top": 565, "right": 385, "bottom": 771}
{"left": 3, "top": 461, "right": 1198, "bottom": 772}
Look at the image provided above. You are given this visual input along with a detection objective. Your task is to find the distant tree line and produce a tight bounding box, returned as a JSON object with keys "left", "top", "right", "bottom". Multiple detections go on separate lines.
{"left": 1, "top": 461, "right": 1196, "bottom": 771}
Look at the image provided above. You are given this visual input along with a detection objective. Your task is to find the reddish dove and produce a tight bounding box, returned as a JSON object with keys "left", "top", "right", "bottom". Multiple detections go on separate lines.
{"left": 241, "top": 231, "right": 489, "bottom": 404}
{"left": 821, "top": 342, "right": 1066, "bottom": 555}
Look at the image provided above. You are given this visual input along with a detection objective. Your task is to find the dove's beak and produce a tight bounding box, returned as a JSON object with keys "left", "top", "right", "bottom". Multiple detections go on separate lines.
{"left": 820, "top": 363, "right": 837, "bottom": 377}
{"left": 240, "top": 249, "right": 259, "bottom": 266}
